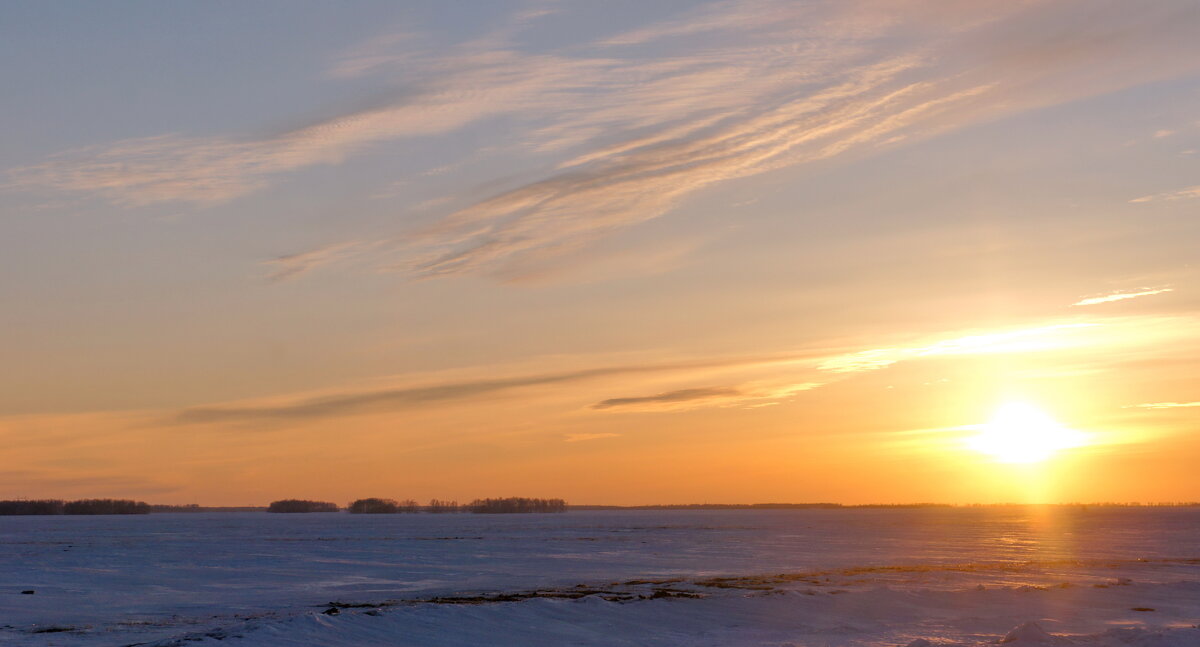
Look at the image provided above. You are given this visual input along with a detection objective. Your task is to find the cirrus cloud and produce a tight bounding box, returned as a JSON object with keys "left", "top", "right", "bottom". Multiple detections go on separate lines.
{"left": 8, "top": 0, "right": 1200, "bottom": 281}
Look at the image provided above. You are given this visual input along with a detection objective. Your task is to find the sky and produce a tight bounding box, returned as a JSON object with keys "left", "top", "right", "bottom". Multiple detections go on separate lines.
{"left": 2, "top": 0, "right": 1198, "bottom": 506}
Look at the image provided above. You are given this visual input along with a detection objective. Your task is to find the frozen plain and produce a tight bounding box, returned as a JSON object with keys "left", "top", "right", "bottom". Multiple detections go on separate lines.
{"left": 1, "top": 508, "right": 1198, "bottom": 646}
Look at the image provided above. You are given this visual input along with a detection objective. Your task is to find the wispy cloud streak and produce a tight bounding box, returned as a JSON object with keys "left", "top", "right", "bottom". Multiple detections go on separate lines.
{"left": 173, "top": 357, "right": 777, "bottom": 424}
{"left": 408, "top": 61, "right": 998, "bottom": 277}
{"left": 592, "top": 387, "right": 741, "bottom": 410}
{"left": 263, "top": 241, "right": 368, "bottom": 282}
{"left": 1130, "top": 186, "right": 1200, "bottom": 203}
{"left": 1073, "top": 288, "right": 1173, "bottom": 307}
{"left": 819, "top": 323, "right": 1099, "bottom": 373}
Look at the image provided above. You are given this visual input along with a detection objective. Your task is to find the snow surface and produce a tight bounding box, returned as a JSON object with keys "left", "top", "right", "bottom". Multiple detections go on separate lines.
{"left": 1, "top": 508, "right": 1198, "bottom": 646}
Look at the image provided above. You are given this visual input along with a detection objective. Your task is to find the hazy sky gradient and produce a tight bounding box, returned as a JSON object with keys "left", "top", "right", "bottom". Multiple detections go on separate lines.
{"left": 2, "top": 0, "right": 1198, "bottom": 505}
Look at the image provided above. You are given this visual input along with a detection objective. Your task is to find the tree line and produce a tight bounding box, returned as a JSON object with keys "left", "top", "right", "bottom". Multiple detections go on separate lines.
{"left": 343, "top": 498, "right": 463, "bottom": 513}
{"left": 0, "top": 499, "right": 151, "bottom": 515}
{"left": 266, "top": 499, "right": 340, "bottom": 513}
{"left": 265, "top": 497, "right": 567, "bottom": 514}
{"left": 0, "top": 497, "right": 567, "bottom": 515}
{"left": 468, "top": 497, "right": 566, "bottom": 513}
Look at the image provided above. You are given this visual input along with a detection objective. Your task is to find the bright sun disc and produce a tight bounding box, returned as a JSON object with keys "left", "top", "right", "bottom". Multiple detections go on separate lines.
{"left": 967, "top": 402, "right": 1087, "bottom": 463}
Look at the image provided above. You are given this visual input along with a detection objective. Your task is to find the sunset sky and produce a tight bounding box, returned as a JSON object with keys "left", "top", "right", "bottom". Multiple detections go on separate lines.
{"left": 3, "top": 0, "right": 1198, "bottom": 506}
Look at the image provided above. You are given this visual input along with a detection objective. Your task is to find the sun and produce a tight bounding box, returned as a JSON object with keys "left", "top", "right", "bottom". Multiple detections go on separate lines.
{"left": 966, "top": 401, "right": 1087, "bottom": 463}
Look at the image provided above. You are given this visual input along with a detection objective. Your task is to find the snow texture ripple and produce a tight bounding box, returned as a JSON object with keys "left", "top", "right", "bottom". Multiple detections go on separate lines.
{"left": 1, "top": 508, "right": 1198, "bottom": 646}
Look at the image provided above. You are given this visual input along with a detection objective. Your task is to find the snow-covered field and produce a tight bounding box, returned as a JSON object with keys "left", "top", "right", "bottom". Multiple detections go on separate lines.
{"left": 2, "top": 508, "right": 1198, "bottom": 646}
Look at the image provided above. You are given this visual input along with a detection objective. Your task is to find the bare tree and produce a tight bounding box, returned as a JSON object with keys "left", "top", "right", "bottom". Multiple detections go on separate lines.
{"left": 427, "top": 499, "right": 460, "bottom": 513}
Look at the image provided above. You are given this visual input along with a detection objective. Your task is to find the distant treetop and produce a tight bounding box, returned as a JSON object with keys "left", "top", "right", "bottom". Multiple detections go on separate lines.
{"left": 467, "top": 497, "right": 566, "bottom": 514}
{"left": 266, "top": 499, "right": 339, "bottom": 513}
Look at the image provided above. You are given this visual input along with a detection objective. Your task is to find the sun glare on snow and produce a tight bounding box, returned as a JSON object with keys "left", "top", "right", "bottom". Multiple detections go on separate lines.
{"left": 967, "top": 402, "right": 1087, "bottom": 463}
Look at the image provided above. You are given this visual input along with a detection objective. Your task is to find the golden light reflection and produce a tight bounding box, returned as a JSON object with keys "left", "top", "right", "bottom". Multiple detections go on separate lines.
{"left": 966, "top": 402, "right": 1088, "bottom": 464}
